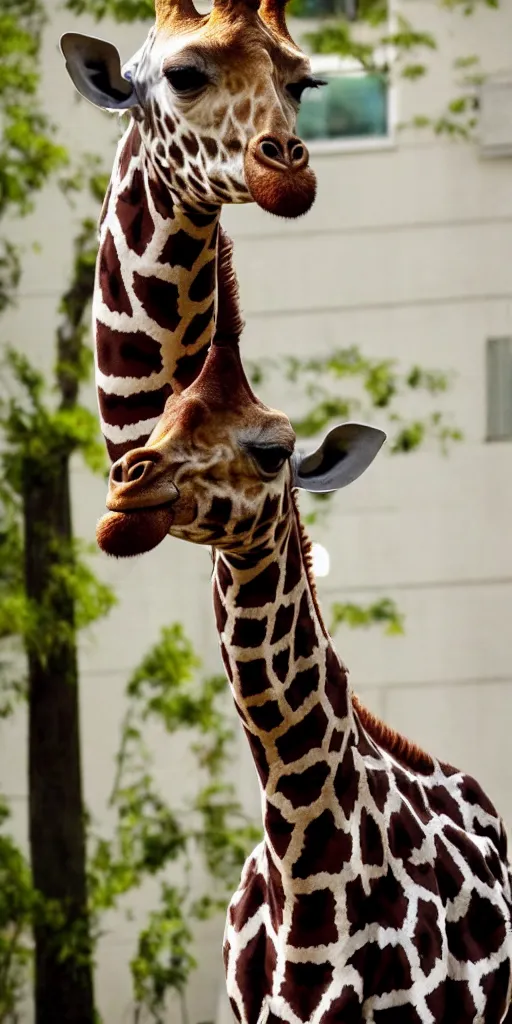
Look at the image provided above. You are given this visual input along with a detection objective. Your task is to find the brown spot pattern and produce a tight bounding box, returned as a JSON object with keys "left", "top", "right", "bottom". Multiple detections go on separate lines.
{"left": 231, "top": 874, "right": 265, "bottom": 930}
{"left": 132, "top": 273, "right": 181, "bottom": 331}
{"left": 267, "top": 853, "right": 285, "bottom": 931}
{"left": 293, "top": 591, "right": 318, "bottom": 660}
{"left": 157, "top": 229, "right": 204, "bottom": 270}
{"left": 324, "top": 647, "right": 348, "bottom": 719}
{"left": 346, "top": 868, "right": 408, "bottom": 936}
{"left": 276, "top": 703, "right": 328, "bottom": 765}
{"left": 359, "top": 806, "right": 384, "bottom": 866}
{"left": 232, "top": 617, "right": 267, "bottom": 649}
{"left": 248, "top": 699, "right": 283, "bottom": 732}
{"left": 333, "top": 745, "right": 360, "bottom": 819}
{"left": 272, "top": 648, "right": 290, "bottom": 683}
{"left": 98, "top": 231, "right": 133, "bottom": 316}
{"left": 265, "top": 801, "right": 294, "bottom": 858}
{"left": 446, "top": 890, "right": 506, "bottom": 960}
{"left": 181, "top": 302, "right": 215, "bottom": 348}
{"left": 236, "top": 561, "right": 280, "bottom": 609}
{"left": 285, "top": 664, "right": 319, "bottom": 711}
{"left": 98, "top": 385, "right": 170, "bottom": 429}
{"left": 243, "top": 728, "right": 269, "bottom": 786}
{"left": 289, "top": 888, "right": 337, "bottom": 947}
{"left": 481, "top": 958, "right": 511, "bottom": 1023}
{"left": 235, "top": 926, "right": 275, "bottom": 1024}
{"left": 413, "top": 898, "right": 443, "bottom": 976}
{"left": 270, "top": 603, "right": 294, "bottom": 644}
{"left": 188, "top": 259, "right": 215, "bottom": 302}
{"left": 293, "top": 809, "right": 351, "bottom": 879}
{"left": 348, "top": 941, "right": 412, "bottom": 998}
{"left": 276, "top": 761, "right": 329, "bottom": 809}
{"left": 116, "top": 168, "right": 155, "bottom": 255}
{"left": 96, "top": 323, "right": 163, "bottom": 379}
{"left": 281, "top": 962, "right": 333, "bottom": 1022}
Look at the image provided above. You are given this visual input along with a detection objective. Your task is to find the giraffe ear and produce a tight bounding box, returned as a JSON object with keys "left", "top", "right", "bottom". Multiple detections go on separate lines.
{"left": 292, "top": 423, "right": 386, "bottom": 493}
{"left": 60, "top": 33, "right": 138, "bottom": 110}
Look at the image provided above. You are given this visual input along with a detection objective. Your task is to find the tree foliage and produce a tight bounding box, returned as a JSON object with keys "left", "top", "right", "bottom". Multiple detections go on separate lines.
{"left": 64, "top": 0, "right": 154, "bottom": 20}
{"left": 0, "top": 0, "right": 67, "bottom": 312}
{"left": 251, "top": 348, "right": 461, "bottom": 453}
{"left": 0, "top": 799, "right": 33, "bottom": 1023}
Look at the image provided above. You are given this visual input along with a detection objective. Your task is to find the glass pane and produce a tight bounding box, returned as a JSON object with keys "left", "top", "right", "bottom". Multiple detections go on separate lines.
{"left": 486, "top": 337, "right": 512, "bottom": 441}
{"left": 297, "top": 73, "right": 388, "bottom": 140}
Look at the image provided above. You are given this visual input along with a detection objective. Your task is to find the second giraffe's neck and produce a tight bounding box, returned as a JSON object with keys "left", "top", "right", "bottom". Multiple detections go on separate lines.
{"left": 95, "top": 121, "right": 220, "bottom": 462}
{"left": 212, "top": 493, "right": 358, "bottom": 871}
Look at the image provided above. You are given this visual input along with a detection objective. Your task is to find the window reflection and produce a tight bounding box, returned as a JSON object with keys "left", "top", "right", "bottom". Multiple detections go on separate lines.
{"left": 297, "top": 71, "right": 388, "bottom": 141}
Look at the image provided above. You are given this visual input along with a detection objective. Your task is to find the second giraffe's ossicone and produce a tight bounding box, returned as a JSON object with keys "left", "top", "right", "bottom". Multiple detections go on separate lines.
{"left": 59, "top": 0, "right": 320, "bottom": 220}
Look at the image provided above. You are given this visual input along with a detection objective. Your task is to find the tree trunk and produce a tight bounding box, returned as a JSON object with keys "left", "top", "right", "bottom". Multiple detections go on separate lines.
{"left": 23, "top": 452, "right": 95, "bottom": 1024}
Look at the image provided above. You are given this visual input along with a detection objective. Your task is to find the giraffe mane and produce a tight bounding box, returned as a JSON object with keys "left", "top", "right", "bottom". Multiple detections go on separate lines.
{"left": 351, "top": 695, "right": 435, "bottom": 774}
{"left": 290, "top": 489, "right": 435, "bottom": 776}
{"left": 214, "top": 228, "right": 246, "bottom": 344}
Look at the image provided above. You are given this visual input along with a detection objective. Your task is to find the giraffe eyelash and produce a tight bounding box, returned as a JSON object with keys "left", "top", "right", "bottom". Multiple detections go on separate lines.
{"left": 286, "top": 77, "right": 327, "bottom": 103}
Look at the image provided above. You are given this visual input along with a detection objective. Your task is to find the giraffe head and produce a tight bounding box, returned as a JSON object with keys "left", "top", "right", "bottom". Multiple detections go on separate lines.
{"left": 97, "top": 235, "right": 385, "bottom": 558}
{"left": 60, "top": 0, "right": 321, "bottom": 218}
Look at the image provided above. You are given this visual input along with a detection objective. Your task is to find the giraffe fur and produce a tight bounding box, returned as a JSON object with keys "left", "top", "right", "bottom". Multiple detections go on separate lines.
{"left": 60, "top": 0, "right": 320, "bottom": 461}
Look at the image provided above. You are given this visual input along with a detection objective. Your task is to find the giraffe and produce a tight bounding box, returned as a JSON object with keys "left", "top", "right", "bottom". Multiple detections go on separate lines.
{"left": 95, "top": 234, "right": 512, "bottom": 1023}
{"left": 60, "top": 0, "right": 322, "bottom": 460}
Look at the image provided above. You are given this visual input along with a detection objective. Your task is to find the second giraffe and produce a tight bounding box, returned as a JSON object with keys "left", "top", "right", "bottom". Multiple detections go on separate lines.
{"left": 97, "top": 234, "right": 512, "bottom": 1023}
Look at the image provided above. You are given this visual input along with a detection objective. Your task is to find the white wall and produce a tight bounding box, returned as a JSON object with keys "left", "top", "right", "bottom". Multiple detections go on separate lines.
{"left": 1, "top": 0, "right": 512, "bottom": 1020}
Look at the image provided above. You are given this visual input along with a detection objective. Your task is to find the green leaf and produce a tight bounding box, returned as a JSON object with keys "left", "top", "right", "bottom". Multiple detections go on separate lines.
{"left": 330, "top": 598, "right": 405, "bottom": 636}
{"left": 401, "top": 63, "right": 428, "bottom": 80}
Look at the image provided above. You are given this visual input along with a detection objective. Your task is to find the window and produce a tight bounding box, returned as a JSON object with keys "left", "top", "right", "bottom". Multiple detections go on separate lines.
{"left": 289, "top": 0, "right": 391, "bottom": 145}
{"left": 486, "top": 337, "right": 512, "bottom": 441}
{"left": 297, "top": 58, "right": 388, "bottom": 142}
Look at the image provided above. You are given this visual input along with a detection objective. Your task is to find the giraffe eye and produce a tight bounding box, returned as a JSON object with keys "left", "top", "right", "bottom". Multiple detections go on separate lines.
{"left": 247, "top": 445, "right": 292, "bottom": 476}
{"left": 164, "top": 66, "right": 209, "bottom": 94}
{"left": 287, "top": 76, "right": 327, "bottom": 103}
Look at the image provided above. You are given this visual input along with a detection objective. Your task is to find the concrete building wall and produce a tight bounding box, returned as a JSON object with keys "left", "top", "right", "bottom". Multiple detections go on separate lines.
{"left": 1, "top": 0, "right": 512, "bottom": 1020}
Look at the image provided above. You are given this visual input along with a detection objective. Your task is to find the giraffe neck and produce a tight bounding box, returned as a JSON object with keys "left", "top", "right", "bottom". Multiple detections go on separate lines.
{"left": 95, "top": 121, "right": 220, "bottom": 461}
{"left": 212, "top": 492, "right": 358, "bottom": 875}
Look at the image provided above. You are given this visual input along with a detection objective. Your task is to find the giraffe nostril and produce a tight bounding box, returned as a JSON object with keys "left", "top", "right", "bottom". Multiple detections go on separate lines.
{"left": 111, "top": 463, "right": 124, "bottom": 484}
{"left": 127, "top": 461, "right": 152, "bottom": 483}
{"left": 290, "top": 142, "right": 304, "bottom": 163}
{"left": 261, "top": 140, "right": 283, "bottom": 162}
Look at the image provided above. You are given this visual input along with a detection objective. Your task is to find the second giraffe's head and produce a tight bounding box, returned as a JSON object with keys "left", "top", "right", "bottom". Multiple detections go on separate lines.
{"left": 97, "top": 237, "right": 386, "bottom": 559}
{"left": 60, "top": 0, "right": 322, "bottom": 218}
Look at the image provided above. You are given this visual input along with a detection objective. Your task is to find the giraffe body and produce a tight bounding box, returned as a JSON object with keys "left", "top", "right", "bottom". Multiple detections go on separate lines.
{"left": 96, "top": 236, "right": 512, "bottom": 1023}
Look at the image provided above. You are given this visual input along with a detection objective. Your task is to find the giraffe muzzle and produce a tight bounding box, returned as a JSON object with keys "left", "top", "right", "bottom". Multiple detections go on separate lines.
{"left": 97, "top": 449, "right": 179, "bottom": 557}
{"left": 245, "top": 131, "right": 317, "bottom": 218}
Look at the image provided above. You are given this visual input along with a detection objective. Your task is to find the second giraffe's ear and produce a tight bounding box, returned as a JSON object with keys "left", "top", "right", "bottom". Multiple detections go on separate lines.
{"left": 60, "top": 33, "right": 138, "bottom": 110}
{"left": 292, "top": 423, "right": 386, "bottom": 493}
